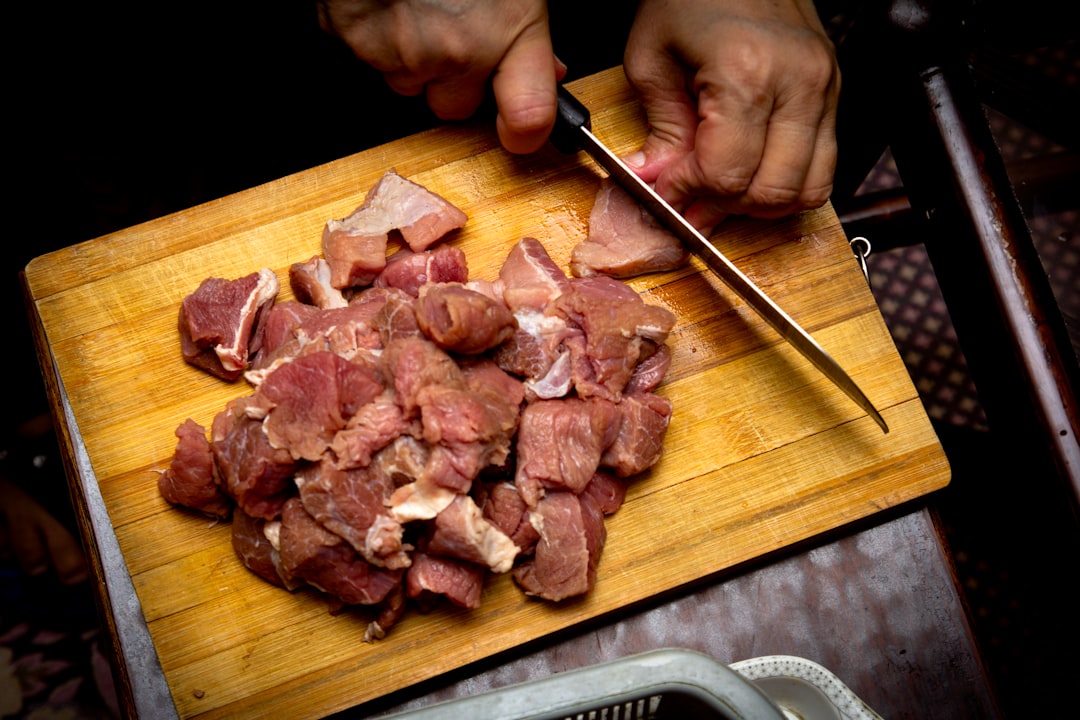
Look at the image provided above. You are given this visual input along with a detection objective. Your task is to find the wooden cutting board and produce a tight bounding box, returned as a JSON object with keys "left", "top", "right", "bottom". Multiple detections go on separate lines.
{"left": 24, "top": 67, "right": 948, "bottom": 719}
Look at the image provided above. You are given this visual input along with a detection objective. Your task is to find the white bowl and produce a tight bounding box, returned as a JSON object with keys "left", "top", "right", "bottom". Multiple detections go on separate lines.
{"left": 730, "top": 655, "right": 883, "bottom": 720}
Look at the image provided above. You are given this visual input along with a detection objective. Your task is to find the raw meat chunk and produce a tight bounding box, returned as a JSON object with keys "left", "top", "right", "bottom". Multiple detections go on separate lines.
{"left": 231, "top": 510, "right": 290, "bottom": 588}
{"left": 322, "top": 170, "right": 467, "bottom": 290}
{"left": 552, "top": 276, "right": 676, "bottom": 400}
{"left": 278, "top": 498, "right": 402, "bottom": 606}
{"left": 380, "top": 336, "right": 466, "bottom": 419}
{"left": 514, "top": 397, "right": 621, "bottom": 507}
{"left": 481, "top": 481, "right": 540, "bottom": 552}
{"left": 259, "top": 351, "right": 383, "bottom": 462}
{"left": 330, "top": 394, "right": 414, "bottom": 469}
{"left": 415, "top": 283, "right": 516, "bottom": 354}
{"left": 290, "top": 255, "right": 349, "bottom": 309}
{"left": 179, "top": 268, "right": 279, "bottom": 380}
{"left": 211, "top": 396, "right": 298, "bottom": 520}
{"left": 158, "top": 419, "right": 232, "bottom": 519}
{"left": 296, "top": 458, "right": 410, "bottom": 569}
{"left": 570, "top": 178, "right": 688, "bottom": 278}
{"left": 374, "top": 245, "right": 469, "bottom": 297}
{"left": 601, "top": 392, "right": 673, "bottom": 477}
{"left": 406, "top": 551, "right": 485, "bottom": 610}
{"left": 512, "top": 489, "right": 607, "bottom": 601}
{"left": 426, "top": 494, "right": 518, "bottom": 573}
{"left": 498, "top": 237, "right": 572, "bottom": 312}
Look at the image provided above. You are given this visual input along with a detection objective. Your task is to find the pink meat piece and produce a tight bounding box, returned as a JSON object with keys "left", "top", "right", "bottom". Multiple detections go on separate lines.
{"left": 460, "top": 357, "right": 526, "bottom": 410}
{"left": 290, "top": 255, "right": 349, "bottom": 309}
{"left": 426, "top": 494, "right": 519, "bottom": 573}
{"left": 249, "top": 301, "right": 321, "bottom": 371}
{"left": 601, "top": 392, "right": 674, "bottom": 477}
{"left": 259, "top": 351, "right": 384, "bottom": 462}
{"left": 231, "top": 509, "right": 290, "bottom": 589}
{"left": 492, "top": 315, "right": 577, "bottom": 401}
{"left": 376, "top": 286, "right": 423, "bottom": 344}
{"left": 158, "top": 418, "right": 233, "bottom": 519}
{"left": 570, "top": 177, "right": 689, "bottom": 278}
{"left": 552, "top": 276, "right": 676, "bottom": 400}
{"left": 330, "top": 393, "right": 413, "bottom": 469}
{"left": 365, "top": 582, "right": 408, "bottom": 642}
{"left": 374, "top": 245, "right": 469, "bottom": 297}
{"left": 179, "top": 268, "right": 280, "bottom": 380}
{"left": 511, "top": 489, "right": 607, "bottom": 602}
{"left": 624, "top": 342, "right": 672, "bottom": 395}
{"left": 513, "top": 397, "right": 621, "bottom": 507}
{"left": 296, "top": 458, "right": 410, "bottom": 569}
{"left": 481, "top": 481, "right": 539, "bottom": 552}
{"left": 415, "top": 283, "right": 516, "bottom": 354}
{"left": 322, "top": 227, "right": 387, "bottom": 290}
{"left": 581, "top": 471, "right": 627, "bottom": 516}
{"left": 294, "top": 294, "right": 388, "bottom": 361}
{"left": 498, "top": 237, "right": 572, "bottom": 313}
{"left": 414, "top": 445, "right": 475, "bottom": 495}
{"left": 406, "top": 551, "right": 485, "bottom": 610}
{"left": 278, "top": 498, "right": 403, "bottom": 606}
{"left": 322, "top": 170, "right": 467, "bottom": 290}
{"left": 418, "top": 382, "right": 521, "bottom": 487}
{"left": 211, "top": 396, "right": 297, "bottom": 520}
{"left": 370, "top": 434, "right": 430, "bottom": 488}
{"left": 247, "top": 295, "right": 388, "bottom": 380}
{"left": 380, "top": 336, "right": 466, "bottom": 420}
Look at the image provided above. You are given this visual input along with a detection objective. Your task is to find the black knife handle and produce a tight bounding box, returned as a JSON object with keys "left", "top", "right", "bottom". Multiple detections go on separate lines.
{"left": 550, "top": 84, "right": 591, "bottom": 154}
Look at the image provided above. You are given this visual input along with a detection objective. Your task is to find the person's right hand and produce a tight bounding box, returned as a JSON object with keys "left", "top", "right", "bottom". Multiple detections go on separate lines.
{"left": 317, "top": 0, "right": 565, "bottom": 154}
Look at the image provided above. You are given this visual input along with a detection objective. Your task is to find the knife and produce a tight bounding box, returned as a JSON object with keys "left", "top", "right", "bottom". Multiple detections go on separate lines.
{"left": 551, "top": 85, "right": 889, "bottom": 434}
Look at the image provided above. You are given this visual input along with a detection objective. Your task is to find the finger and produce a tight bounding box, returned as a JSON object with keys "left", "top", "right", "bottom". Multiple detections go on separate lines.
{"left": 739, "top": 74, "right": 838, "bottom": 217}
{"left": 660, "top": 67, "right": 779, "bottom": 204}
{"left": 680, "top": 198, "right": 729, "bottom": 237}
{"left": 492, "top": 23, "right": 559, "bottom": 154}
{"left": 622, "top": 39, "right": 698, "bottom": 186}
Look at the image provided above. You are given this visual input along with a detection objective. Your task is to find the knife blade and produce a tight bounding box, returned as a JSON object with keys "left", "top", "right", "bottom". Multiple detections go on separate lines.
{"left": 551, "top": 85, "right": 889, "bottom": 433}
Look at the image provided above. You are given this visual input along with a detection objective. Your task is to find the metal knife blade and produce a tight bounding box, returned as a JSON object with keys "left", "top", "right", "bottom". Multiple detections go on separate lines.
{"left": 552, "top": 85, "right": 888, "bottom": 433}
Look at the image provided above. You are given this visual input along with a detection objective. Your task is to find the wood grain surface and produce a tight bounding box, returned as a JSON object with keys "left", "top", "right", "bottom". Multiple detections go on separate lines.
{"left": 23, "top": 67, "right": 949, "bottom": 719}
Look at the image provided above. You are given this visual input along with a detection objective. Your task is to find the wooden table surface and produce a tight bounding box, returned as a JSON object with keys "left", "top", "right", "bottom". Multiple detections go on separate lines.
{"left": 22, "top": 67, "right": 991, "bottom": 719}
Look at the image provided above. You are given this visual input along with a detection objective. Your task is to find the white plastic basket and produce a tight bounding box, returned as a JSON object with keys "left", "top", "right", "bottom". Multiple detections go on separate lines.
{"left": 377, "top": 648, "right": 787, "bottom": 720}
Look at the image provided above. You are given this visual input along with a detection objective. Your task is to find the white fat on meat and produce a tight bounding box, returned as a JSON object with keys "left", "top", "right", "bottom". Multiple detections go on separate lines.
{"left": 389, "top": 480, "right": 458, "bottom": 523}
{"left": 498, "top": 237, "right": 572, "bottom": 312}
{"left": 429, "top": 494, "right": 519, "bottom": 574}
{"left": 289, "top": 256, "right": 349, "bottom": 309}
{"left": 263, "top": 519, "right": 282, "bottom": 551}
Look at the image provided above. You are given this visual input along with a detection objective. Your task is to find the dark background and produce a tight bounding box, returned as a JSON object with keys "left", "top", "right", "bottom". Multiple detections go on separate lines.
{"left": 7, "top": 1, "right": 636, "bottom": 432}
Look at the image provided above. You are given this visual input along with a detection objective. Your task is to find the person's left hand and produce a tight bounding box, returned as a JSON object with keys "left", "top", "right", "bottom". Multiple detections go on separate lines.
{"left": 317, "top": 0, "right": 565, "bottom": 154}
{"left": 622, "top": 0, "right": 841, "bottom": 234}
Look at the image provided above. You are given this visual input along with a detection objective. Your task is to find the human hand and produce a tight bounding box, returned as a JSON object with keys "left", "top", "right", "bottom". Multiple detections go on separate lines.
{"left": 317, "top": 0, "right": 565, "bottom": 154}
{"left": 623, "top": 0, "right": 840, "bottom": 233}
{"left": 0, "top": 477, "right": 88, "bottom": 585}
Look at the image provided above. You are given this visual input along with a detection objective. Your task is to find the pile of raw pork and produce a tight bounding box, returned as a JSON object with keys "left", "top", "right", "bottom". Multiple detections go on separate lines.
{"left": 160, "top": 170, "right": 687, "bottom": 640}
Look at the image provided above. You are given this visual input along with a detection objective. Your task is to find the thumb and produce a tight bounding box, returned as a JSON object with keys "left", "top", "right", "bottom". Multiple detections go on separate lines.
{"left": 492, "top": 23, "right": 559, "bottom": 154}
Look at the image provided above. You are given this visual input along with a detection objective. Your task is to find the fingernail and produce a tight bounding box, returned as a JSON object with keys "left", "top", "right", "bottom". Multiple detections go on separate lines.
{"left": 623, "top": 151, "right": 645, "bottom": 170}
